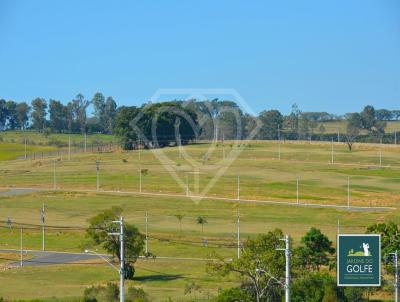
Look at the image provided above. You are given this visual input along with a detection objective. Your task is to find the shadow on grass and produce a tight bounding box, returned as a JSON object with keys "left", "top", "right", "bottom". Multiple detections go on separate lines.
{"left": 134, "top": 274, "right": 183, "bottom": 282}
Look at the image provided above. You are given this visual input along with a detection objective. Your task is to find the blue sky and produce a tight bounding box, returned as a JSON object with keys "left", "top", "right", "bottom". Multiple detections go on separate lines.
{"left": 0, "top": 0, "right": 399, "bottom": 114}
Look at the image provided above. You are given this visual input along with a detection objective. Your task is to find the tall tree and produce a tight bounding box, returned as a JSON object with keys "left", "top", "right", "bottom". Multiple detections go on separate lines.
{"left": 259, "top": 110, "right": 283, "bottom": 140}
{"left": 72, "top": 94, "right": 90, "bottom": 134}
{"left": 49, "top": 99, "right": 65, "bottom": 132}
{"left": 104, "top": 96, "right": 117, "bottom": 134}
{"left": 92, "top": 92, "right": 106, "bottom": 132}
{"left": 345, "top": 113, "right": 362, "bottom": 151}
{"left": 5, "top": 100, "right": 18, "bottom": 130}
{"left": 295, "top": 227, "right": 335, "bottom": 272}
{"left": 0, "top": 99, "right": 7, "bottom": 130}
{"left": 31, "top": 98, "right": 47, "bottom": 132}
{"left": 16, "top": 102, "right": 30, "bottom": 130}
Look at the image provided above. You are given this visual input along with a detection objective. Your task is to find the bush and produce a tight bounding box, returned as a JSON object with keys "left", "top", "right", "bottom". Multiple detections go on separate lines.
{"left": 126, "top": 287, "right": 149, "bottom": 302}
{"left": 83, "top": 283, "right": 119, "bottom": 302}
{"left": 211, "top": 287, "right": 252, "bottom": 302}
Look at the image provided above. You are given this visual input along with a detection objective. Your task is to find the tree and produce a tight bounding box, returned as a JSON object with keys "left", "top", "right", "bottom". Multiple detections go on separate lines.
{"left": 208, "top": 229, "right": 285, "bottom": 302}
{"left": 5, "top": 100, "right": 18, "bottom": 130}
{"left": 345, "top": 113, "right": 362, "bottom": 151}
{"left": 258, "top": 110, "right": 283, "bottom": 140}
{"left": 286, "top": 103, "right": 301, "bottom": 139}
{"left": 295, "top": 227, "right": 335, "bottom": 272}
{"left": 174, "top": 213, "right": 185, "bottom": 232}
{"left": 31, "top": 98, "right": 47, "bottom": 132}
{"left": 359, "top": 106, "right": 386, "bottom": 137}
{"left": 104, "top": 96, "right": 117, "bottom": 134}
{"left": 92, "top": 92, "right": 106, "bottom": 132}
{"left": 16, "top": 102, "right": 30, "bottom": 130}
{"left": 291, "top": 272, "right": 344, "bottom": 302}
{"left": 0, "top": 99, "right": 7, "bottom": 130}
{"left": 87, "top": 207, "right": 144, "bottom": 279}
{"left": 366, "top": 221, "right": 400, "bottom": 260}
{"left": 72, "top": 93, "right": 90, "bottom": 134}
{"left": 114, "top": 106, "right": 140, "bottom": 150}
{"left": 49, "top": 99, "right": 66, "bottom": 132}
{"left": 196, "top": 216, "right": 207, "bottom": 232}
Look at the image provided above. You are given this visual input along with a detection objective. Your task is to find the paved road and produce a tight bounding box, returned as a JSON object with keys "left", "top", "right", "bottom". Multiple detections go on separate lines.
{"left": 0, "top": 188, "right": 42, "bottom": 197}
{"left": 0, "top": 249, "right": 102, "bottom": 267}
{"left": 0, "top": 249, "right": 216, "bottom": 267}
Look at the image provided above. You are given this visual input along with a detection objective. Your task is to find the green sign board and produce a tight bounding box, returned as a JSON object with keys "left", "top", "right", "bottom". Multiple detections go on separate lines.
{"left": 337, "top": 234, "right": 381, "bottom": 286}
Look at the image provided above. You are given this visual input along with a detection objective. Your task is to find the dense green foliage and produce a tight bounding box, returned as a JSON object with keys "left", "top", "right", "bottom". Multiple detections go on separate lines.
{"left": 86, "top": 207, "right": 145, "bottom": 279}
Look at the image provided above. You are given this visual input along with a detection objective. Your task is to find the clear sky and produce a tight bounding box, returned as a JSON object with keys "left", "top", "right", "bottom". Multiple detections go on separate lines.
{"left": 0, "top": 0, "right": 399, "bottom": 114}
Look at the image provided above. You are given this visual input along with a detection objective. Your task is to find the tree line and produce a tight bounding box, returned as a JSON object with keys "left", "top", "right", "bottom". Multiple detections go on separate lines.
{"left": 0, "top": 92, "right": 116, "bottom": 134}
{"left": 1, "top": 94, "right": 398, "bottom": 148}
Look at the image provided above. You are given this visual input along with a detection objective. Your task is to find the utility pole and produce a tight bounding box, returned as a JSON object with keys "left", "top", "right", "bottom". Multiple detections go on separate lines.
{"left": 395, "top": 131, "right": 397, "bottom": 145}
{"left": 237, "top": 175, "right": 240, "bottom": 201}
{"left": 41, "top": 204, "right": 45, "bottom": 251}
{"left": 296, "top": 178, "right": 299, "bottom": 204}
{"left": 20, "top": 228, "right": 23, "bottom": 267}
{"left": 347, "top": 176, "right": 350, "bottom": 209}
{"left": 337, "top": 129, "right": 340, "bottom": 143}
{"left": 96, "top": 160, "right": 100, "bottom": 191}
{"left": 379, "top": 139, "right": 382, "bottom": 167}
{"left": 145, "top": 211, "right": 149, "bottom": 257}
{"left": 331, "top": 138, "right": 334, "bottom": 164}
{"left": 237, "top": 207, "right": 240, "bottom": 259}
{"left": 53, "top": 159, "right": 57, "bottom": 190}
{"left": 110, "top": 217, "right": 124, "bottom": 302}
{"left": 277, "top": 235, "right": 291, "bottom": 302}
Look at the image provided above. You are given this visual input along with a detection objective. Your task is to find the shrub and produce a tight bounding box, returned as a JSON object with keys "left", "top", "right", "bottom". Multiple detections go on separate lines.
{"left": 83, "top": 283, "right": 119, "bottom": 302}
{"left": 126, "top": 287, "right": 149, "bottom": 302}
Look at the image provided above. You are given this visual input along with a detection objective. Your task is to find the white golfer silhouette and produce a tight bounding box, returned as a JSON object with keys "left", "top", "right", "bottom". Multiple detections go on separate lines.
{"left": 362, "top": 243, "right": 370, "bottom": 256}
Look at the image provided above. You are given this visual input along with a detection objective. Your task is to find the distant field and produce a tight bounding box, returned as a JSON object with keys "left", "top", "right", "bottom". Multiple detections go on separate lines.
{"left": 0, "top": 143, "right": 55, "bottom": 161}
{"left": 320, "top": 120, "right": 400, "bottom": 134}
{"left": 0, "top": 140, "right": 399, "bottom": 207}
{"left": 0, "top": 130, "right": 115, "bottom": 146}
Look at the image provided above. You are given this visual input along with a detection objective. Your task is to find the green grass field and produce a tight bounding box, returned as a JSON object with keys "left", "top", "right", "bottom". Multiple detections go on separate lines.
{"left": 0, "top": 138, "right": 399, "bottom": 301}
